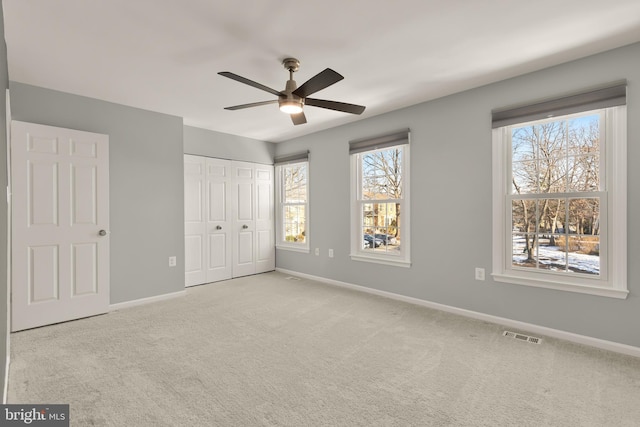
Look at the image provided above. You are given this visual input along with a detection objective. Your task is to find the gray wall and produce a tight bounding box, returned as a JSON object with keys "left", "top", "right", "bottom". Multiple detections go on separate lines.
{"left": 9, "top": 82, "right": 185, "bottom": 304}
{"left": 0, "top": 2, "right": 9, "bottom": 400}
{"left": 275, "top": 42, "right": 640, "bottom": 348}
{"left": 184, "top": 125, "right": 274, "bottom": 164}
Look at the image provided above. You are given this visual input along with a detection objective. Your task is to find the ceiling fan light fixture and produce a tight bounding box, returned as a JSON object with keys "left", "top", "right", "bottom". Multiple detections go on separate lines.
{"left": 219, "top": 57, "right": 366, "bottom": 125}
{"left": 279, "top": 100, "right": 303, "bottom": 114}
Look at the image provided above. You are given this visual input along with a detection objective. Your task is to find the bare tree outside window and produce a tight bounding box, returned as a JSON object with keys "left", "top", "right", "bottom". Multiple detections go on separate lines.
{"left": 282, "top": 163, "right": 307, "bottom": 243}
{"left": 511, "top": 113, "right": 601, "bottom": 275}
{"left": 360, "top": 147, "right": 403, "bottom": 253}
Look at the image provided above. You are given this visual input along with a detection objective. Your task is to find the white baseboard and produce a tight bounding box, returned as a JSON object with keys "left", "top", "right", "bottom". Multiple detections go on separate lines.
{"left": 276, "top": 268, "right": 640, "bottom": 358}
{"left": 109, "top": 290, "right": 186, "bottom": 311}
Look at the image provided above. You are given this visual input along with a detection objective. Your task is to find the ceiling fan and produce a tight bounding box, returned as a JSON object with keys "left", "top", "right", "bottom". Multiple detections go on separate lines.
{"left": 218, "top": 58, "right": 366, "bottom": 125}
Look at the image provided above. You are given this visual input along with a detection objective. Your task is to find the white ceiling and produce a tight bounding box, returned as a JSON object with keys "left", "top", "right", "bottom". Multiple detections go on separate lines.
{"left": 3, "top": 1, "right": 640, "bottom": 143}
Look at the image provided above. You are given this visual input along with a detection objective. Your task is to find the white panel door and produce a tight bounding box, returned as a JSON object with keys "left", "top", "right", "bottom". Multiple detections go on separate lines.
{"left": 185, "top": 157, "right": 274, "bottom": 285}
{"left": 205, "top": 158, "right": 232, "bottom": 282}
{"left": 232, "top": 162, "right": 256, "bottom": 278}
{"left": 255, "top": 164, "right": 275, "bottom": 273}
{"left": 184, "top": 155, "right": 206, "bottom": 287}
{"left": 11, "top": 121, "right": 109, "bottom": 332}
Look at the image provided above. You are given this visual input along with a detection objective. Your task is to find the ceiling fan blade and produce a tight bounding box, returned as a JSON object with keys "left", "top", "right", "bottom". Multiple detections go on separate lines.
{"left": 218, "top": 72, "right": 282, "bottom": 96}
{"left": 291, "top": 112, "right": 307, "bottom": 125}
{"left": 292, "top": 68, "right": 344, "bottom": 98}
{"left": 223, "top": 100, "right": 278, "bottom": 110}
{"left": 305, "top": 98, "right": 366, "bottom": 115}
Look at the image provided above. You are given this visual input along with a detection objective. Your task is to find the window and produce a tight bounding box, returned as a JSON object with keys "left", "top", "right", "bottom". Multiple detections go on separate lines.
{"left": 350, "top": 130, "right": 410, "bottom": 267}
{"left": 492, "top": 82, "right": 627, "bottom": 298}
{"left": 275, "top": 153, "right": 309, "bottom": 252}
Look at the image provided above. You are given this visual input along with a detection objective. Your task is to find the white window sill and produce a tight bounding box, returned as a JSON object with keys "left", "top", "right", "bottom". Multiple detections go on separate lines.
{"left": 350, "top": 254, "right": 411, "bottom": 268}
{"left": 276, "top": 245, "right": 310, "bottom": 254}
{"left": 492, "top": 272, "right": 628, "bottom": 299}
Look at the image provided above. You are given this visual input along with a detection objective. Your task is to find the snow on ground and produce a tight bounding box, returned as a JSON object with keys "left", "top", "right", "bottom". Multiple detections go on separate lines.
{"left": 512, "top": 237, "right": 599, "bottom": 275}
{"left": 363, "top": 237, "right": 600, "bottom": 276}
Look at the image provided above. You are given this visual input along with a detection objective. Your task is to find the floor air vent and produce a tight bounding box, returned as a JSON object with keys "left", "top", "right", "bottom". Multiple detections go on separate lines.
{"left": 503, "top": 331, "right": 542, "bottom": 344}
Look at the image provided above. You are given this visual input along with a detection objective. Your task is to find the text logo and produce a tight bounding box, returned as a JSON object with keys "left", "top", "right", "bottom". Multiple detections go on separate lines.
{"left": 1, "top": 405, "right": 69, "bottom": 426}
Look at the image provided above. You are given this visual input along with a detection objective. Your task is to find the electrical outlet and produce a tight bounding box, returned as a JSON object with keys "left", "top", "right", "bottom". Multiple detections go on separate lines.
{"left": 475, "top": 267, "right": 485, "bottom": 281}
{"left": 315, "top": 248, "right": 319, "bottom": 256}
{"left": 328, "top": 249, "right": 334, "bottom": 258}
{"left": 169, "top": 256, "right": 177, "bottom": 267}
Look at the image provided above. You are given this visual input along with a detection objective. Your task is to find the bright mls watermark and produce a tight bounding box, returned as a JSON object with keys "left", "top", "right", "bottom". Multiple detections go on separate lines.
{"left": 1, "top": 405, "right": 69, "bottom": 426}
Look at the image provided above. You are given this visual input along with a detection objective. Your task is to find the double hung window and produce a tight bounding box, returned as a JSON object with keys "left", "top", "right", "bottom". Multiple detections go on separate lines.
{"left": 350, "top": 130, "right": 410, "bottom": 267}
{"left": 492, "top": 82, "right": 627, "bottom": 298}
{"left": 275, "top": 152, "right": 309, "bottom": 252}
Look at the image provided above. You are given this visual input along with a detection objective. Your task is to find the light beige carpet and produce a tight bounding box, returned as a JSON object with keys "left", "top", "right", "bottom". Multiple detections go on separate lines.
{"left": 8, "top": 272, "right": 640, "bottom": 426}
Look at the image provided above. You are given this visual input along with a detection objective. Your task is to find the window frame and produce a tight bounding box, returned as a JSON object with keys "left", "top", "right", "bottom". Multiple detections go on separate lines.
{"left": 492, "top": 106, "right": 627, "bottom": 298}
{"left": 350, "top": 143, "right": 411, "bottom": 267}
{"left": 275, "top": 160, "right": 310, "bottom": 253}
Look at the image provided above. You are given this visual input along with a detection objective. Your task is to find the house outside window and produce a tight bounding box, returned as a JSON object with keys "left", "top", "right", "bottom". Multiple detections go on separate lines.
{"left": 491, "top": 82, "right": 627, "bottom": 298}
{"left": 275, "top": 152, "right": 309, "bottom": 252}
{"left": 350, "top": 130, "right": 410, "bottom": 267}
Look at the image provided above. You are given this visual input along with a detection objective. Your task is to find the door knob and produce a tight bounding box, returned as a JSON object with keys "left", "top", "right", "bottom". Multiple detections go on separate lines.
{"left": 98, "top": 230, "right": 107, "bottom": 236}
{"left": 216, "top": 225, "right": 222, "bottom": 230}
{"left": 242, "top": 224, "right": 248, "bottom": 229}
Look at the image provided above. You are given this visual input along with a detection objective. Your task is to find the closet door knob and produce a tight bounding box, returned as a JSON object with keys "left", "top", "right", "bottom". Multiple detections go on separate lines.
{"left": 98, "top": 229, "right": 107, "bottom": 236}
{"left": 216, "top": 225, "right": 222, "bottom": 230}
{"left": 242, "top": 224, "right": 248, "bottom": 229}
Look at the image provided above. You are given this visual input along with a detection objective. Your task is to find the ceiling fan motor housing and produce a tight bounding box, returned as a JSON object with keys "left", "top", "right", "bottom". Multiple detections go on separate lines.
{"left": 279, "top": 78, "right": 304, "bottom": 113}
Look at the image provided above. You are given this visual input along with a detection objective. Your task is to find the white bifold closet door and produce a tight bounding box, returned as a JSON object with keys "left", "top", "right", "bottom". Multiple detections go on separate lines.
{"left": 184, "top": 155, "right": 274, "bottom": 287}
